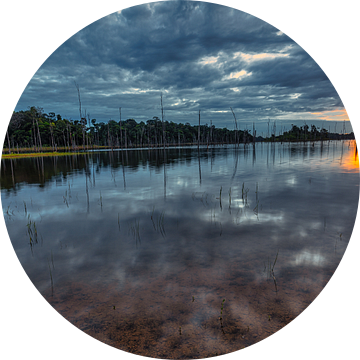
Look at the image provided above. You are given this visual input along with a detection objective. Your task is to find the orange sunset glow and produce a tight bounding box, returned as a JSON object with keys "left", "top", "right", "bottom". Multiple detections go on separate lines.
{"left": 311, "top": 109, "right": 349, "bottom": 122}
{"left": 339, "top": 141, "right": 359, "bottom": 173}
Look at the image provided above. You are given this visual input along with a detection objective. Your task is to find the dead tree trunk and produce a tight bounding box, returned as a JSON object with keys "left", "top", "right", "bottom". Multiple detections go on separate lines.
{"left": 6, "top": 130, "right": 11, "bottom": 154}
{"left": 74, "top": 81, "right": 85, "bottom": 151}
{"left": 161, "top": 93, "right": 165, "bottom": 149}
{"left": 49, "top": 123, "right": 55, "bottom": 151}
{"left": 198, "top": 110, "right": 201, "bottom": 149}
{"left": 119, "top": 107, "right": 123, "bottom": 149}
{"left": 125, "top": 127, "right": 127, "bottom": 149}
{"left": 32, "top": 118, "right": 37, "bottom": 151}
{"left": 230, "top": 107, "right": 238, "bottom": 145}
{"left": 35, "top": 118, "right": 43, "bottom": 152}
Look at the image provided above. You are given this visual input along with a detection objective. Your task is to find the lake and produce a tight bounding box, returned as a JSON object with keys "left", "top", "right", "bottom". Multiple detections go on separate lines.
{"left": 1, "top": 140, "right": 358, "bottom": 359}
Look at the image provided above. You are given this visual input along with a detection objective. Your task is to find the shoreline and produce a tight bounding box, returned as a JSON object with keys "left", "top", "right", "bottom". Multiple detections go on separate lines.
{"left": 1, "top": 138, "right": 356, "bottom": 159}
{"left": 1, "top": 152, "right": 83, "bottom": 159}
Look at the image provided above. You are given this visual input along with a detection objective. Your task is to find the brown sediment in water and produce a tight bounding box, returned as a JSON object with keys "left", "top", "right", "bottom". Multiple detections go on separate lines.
{"left": 44, "top": 262, "right": 328, "bottom": 359}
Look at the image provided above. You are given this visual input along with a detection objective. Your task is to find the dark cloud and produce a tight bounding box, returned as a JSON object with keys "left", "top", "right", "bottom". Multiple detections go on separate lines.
{"left": 15, "top": 1, "right": 346, "bottom": 132}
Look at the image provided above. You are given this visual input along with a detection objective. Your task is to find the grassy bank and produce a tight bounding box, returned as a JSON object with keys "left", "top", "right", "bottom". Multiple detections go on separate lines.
{"left": 2, "top": 152, "right": 83, "bottom": 159}
{"left": 1, "top": 144, "right": 109, "bottom": 159}
{"left": 2, "top": 145, "right": 108, "bottom": 154}
{"left": 1, "top": 142, "right": 223, "bottom": 159}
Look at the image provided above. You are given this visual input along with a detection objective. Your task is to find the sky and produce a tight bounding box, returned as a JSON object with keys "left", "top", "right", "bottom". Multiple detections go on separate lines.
{"left": 13, "top": 0, "right": 353, "bottom": 135}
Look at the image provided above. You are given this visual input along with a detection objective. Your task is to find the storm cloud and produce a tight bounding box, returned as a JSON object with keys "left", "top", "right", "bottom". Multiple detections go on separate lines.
{"left": 15, "top": 1, "right": 348, "bottom": 134}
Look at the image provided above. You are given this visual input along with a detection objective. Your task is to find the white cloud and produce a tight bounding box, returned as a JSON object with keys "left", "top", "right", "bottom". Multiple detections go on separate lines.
{"left": 223, "top": 70, "right": 252, "bottom": 80}
{"left": 199, "top": 56, "right": 219, "bottom": 65}
{"left": 233, "top": 51, "right": 289, "bottom": 62}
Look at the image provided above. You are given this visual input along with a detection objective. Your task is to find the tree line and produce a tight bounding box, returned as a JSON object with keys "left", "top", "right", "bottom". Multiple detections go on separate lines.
{"left": 4, "top": 106, "right": 254, "bottom": 153}
{"left": 267, "top": 123, "right": 354, "bottom": 142}
{"left": 280, "top": 124, "right": 328, "bottom": 142}
{"left": 4, "top": 107, "right": 354, "bottom": 154}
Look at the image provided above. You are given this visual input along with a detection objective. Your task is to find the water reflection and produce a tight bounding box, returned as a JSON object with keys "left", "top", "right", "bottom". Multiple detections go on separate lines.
{"left": 338, "top": 141, "right": 359, "bottom": 172}
{"left": 1, "top": 140, "right": 359, "bottom": 358}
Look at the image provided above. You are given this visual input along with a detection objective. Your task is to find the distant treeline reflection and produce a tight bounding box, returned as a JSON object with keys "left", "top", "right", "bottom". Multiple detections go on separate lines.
{"left": 1, "top": 142, "right": 351, "bottom": 192}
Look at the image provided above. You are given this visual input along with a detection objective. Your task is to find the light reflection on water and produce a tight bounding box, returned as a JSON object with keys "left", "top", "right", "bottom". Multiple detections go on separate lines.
{"left": 1, "top": 140, "right": 359, "bottom": 358}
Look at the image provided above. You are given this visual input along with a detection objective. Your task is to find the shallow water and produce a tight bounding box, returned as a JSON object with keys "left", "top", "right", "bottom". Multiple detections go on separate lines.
{"left": 1, "top": 141, "right": 359, "bottom": 358}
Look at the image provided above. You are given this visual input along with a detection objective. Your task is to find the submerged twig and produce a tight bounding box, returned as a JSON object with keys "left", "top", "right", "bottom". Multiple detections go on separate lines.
{"left": 151, "top": 208, "right": 166, "bottom": 237}
{"left": 264, "top": 250, "right": 279, "bottom": 293}
{"left": 129, "top": 219, "right": 141, "bottom": 247}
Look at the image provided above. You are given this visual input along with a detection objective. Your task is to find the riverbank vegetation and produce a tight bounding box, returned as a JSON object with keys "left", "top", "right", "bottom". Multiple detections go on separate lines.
{"left": 3, "top": 106, "right": 254, "bottom": 154}
{"left": 2, "top": 106, "right": 354, "bottom": 155}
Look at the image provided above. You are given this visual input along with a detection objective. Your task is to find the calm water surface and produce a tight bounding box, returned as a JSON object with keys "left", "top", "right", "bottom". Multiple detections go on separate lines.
{"left": 1, "top": 141, "right": 359, "bottom": 358}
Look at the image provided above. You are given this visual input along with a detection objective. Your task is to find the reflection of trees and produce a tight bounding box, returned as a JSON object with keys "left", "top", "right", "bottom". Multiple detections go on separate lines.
{"left": 4, "top": 141, "right": 355, "bottom": 192}
{"left": 1, "top": 155, "right": 88, "bottom": 192}
{"left": 1, "top": 148, "right": 218, "bottom": 191}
